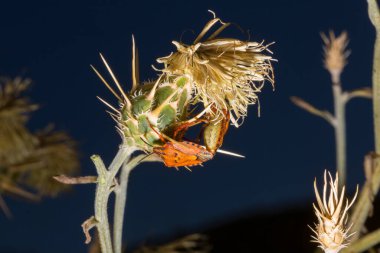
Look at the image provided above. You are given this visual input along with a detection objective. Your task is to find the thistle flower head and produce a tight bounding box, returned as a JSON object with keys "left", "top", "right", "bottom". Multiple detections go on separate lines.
{"left": 93, "top": 15, "right": 275, "bottom": 166}
{"left": 321, "top": 31, "right": 349, "bottom": 83}
{"left": 310, "top": 171, "right": 358, "bottom": 253}
{"left": 92, "top": 42, "right": 198, "bottom": 153}
{"left": 157, "top": 13, "right": 274, "bottom": 126}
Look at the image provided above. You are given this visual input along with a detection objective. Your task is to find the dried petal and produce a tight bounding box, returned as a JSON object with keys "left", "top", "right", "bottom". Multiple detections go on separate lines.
{"left": 157, "top": 16, "right": 275, "bottom": 126}
{"left": 310, "top": 170, "right": 358, "bottom": 253}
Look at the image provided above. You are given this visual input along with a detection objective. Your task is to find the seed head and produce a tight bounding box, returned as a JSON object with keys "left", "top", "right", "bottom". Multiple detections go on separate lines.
{"left": 321, "top": 31, "right": 350, "bottom": 83}
{"left": 0, "top": 78, "right": 38, "bottom": 164}
{"left": 0, "top": 78, "right": 79, "bottom": 208}
{"left": 157, "top": 13, "right": 274, "bottom": 127}
{"left": 310, "top": 170, "right": 358, "bottom": 253}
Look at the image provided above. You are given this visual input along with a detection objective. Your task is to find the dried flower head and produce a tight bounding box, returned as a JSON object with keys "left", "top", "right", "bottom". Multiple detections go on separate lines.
{"left": 310, "top": 171, "right": 358, "bottom": 253}
{"left": 157, "top": 12, "right": 274, "bottom": 126}
{"left": 10, "top": 126, "right": 80, "bottom": 196}
{"left": 321, "top": 31, "right": 350, "bottom": 83}
{"left": 134, "top": 234, "right": 211, "bottom": 253}
{"left": 0, "top": 78, "right": 80, "bottom": 215}
{"left": 0, "top": 78, "right": 38, "bottom": 164}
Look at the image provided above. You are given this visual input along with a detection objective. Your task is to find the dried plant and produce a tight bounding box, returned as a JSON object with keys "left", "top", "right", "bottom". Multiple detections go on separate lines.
{"left": 291, "top": 31, "right": 371, "bottom": 189}
{"left": 10, "top": 126, "right": 80, "bottom": 196}
{"left": 301, "top": 1, "right": 380, "bottom": 253}
{"left": 0, "top": 78, "right": 38, "bottom": 165}
{"left": 321, "top": 31, "right": 350, "bottom": 84}
{"left": 310, "top": 171, "right": 358, "bottom": 253}
{"left": 0, "top": 77, "right": 79, "bottom": 216}
{"left": 339, "top": 2, "right": 380, "bottom": 253}
{"left": 157, "top": 11, "right": 274, "bottom": 126}
{"left": 56, "top": 12, "right": 275, "bottom": 253}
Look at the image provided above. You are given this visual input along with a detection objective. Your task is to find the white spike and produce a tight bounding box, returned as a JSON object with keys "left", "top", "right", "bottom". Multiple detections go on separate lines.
{"left": 90, "top": 65, "right": 122, "bottom": 101}
{"left": 199, "top": 145, "right": 245, "bottom": 158}
{"left": 216, "top": 149, "right": 245, "bottom": 158}
{"left": 147, "top": 74, "right": 164, "bottom": 100}
{"left": 99, "top": 53, "right": 131, "bottom": 107}
{"left": 131, "top": 35, "right": 139, "bottom": 92}
{"left": 97, "top": 96, "right": 119, "bottom": 113}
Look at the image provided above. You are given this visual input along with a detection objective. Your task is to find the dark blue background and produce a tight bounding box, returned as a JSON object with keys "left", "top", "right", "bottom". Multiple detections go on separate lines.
{"left": 0, "top": 0, "right": 374, "bottom": 252}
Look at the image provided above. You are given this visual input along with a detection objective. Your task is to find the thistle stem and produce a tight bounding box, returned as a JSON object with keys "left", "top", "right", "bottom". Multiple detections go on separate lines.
{"left": 91, "top": 145, "right": 133, "bottom": 253}
{"left": 113, "top": 154, "right": 147, "bottom": 253}
{"left": 333, "top": 83, "right": 347, "bottom": 189}
{"left": 342, "top": 227, "right": 380, "bottom": 253}
{"left": 347, "top": 0, "right": 380, "bottom": 242}
{"left": 368, "top": 0, "right": 380, "bottom": 153}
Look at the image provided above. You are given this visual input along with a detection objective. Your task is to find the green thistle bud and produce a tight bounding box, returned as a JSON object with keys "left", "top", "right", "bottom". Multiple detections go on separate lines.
{"left": 92, "top": 41, "right": 195, "bottom": 153}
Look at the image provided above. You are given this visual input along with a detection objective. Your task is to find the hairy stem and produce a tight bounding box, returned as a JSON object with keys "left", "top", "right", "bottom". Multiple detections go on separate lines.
{"left": 333, "top": 83, "right": 347, "bottom": 189}
{"left": 91, "top": 145, "right": 134, "bottom": 253}
{"left": 368, "top": 0, "right": 380, "bottom": 153}
{"left": 347, "top": 0, "right": 380, "bottom": 242}
{"left": 113, "top": 154, "right": 147, "bottom": 253}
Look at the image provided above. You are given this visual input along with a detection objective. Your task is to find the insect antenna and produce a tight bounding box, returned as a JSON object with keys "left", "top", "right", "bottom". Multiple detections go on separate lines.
{"left": 139, "top": 136, "right": 155, "bottom": 148}
{"left": 135, "top": 153, "right": 157, "bottom": 164}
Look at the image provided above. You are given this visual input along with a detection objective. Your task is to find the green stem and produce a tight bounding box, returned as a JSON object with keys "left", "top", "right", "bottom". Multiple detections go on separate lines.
{"left": 91, "top": 145, "right": 133, "bottom": 253}
{"left": 333, "top": 83, "right": 347, "bottom": 189}
{"left": 92, "top": 155, "right": 113, "bottom": 253}
{"left": 113, "top": 154, "right": 146, "bottom": 253}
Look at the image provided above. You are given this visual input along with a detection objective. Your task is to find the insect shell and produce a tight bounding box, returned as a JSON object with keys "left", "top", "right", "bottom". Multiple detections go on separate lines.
{"left": 202, "top": 108, "right": 230, "bottom": 154}
{"left": 153, "top": 137, "right": 214, "bottom": 168}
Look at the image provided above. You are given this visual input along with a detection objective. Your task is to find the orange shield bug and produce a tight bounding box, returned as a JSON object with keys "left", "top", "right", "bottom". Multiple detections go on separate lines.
{"left": 146, "top": 121, "right": 214, "bottom": 169}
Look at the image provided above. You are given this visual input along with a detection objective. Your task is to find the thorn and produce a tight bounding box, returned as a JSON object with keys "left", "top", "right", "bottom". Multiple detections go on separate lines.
{"left": 96, "top": 96, "right": 119, "bottom": 113}
{"left": 90, "top": 65, "right": 122, "bottom": 101}
{"left": 106, "top": 110, "right": 119, "bottom": 119}
{"left": 203, "top": 147, "right": 245, "bottom": 158}
{"left": 131, "top": 35, "right": 139, "bottom": 92}
{"left": 99, "top": 53, "right": 132, "bottom": 108}
{"left": 147, "top": 74, "right": 164, "bottom": 100}
{"left": 151, "top": 88, "right": 180, "bottom": 117}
